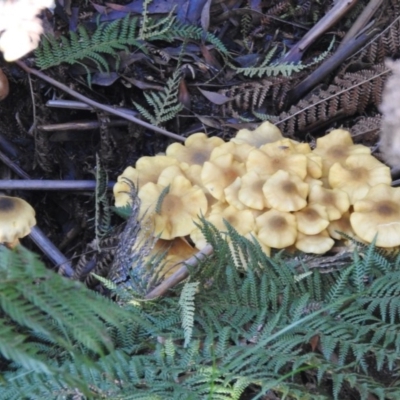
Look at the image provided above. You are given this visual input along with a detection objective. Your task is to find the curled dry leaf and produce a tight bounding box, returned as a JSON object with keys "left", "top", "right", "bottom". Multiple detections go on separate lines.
{"left": 0, "top": 69, "right": 9, "bottom": 100}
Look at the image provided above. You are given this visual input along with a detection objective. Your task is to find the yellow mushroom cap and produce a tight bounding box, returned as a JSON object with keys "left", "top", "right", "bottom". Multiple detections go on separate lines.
{"left": 113, "top": 156, "right": 180, "bottom": 208}
{"left": 246, "top": 146, "right": 308, "bottom": 180}
{"left": 190, "top": 204, "right": 256, "bottom": 250}
{"left": 328, "top": 154, "right": 392, "bottom": 204}
{"left": 238, "top": 171, "right": 270, "bottom": 210}
{"left": 210, "top": 141, "right": 255, "bottom": 163}
{"left": 166, "top": 133, "right": 224, "bottom": 166}
{"left": 305, "top": 153, "right": 323, "bottom": 179}
{"left": 350, "top": 184, "right": 400, "bottom": 247}
{"left": 135, "top": 155, "right": 180, "bottom": 185}
{"left": 294, "top": 204, "right": 329, "bottom": 235}
{"left": 263, "top": 170, "right": 309, "bottom": 212}
{"left": 295, "top": 230, "right": 334, "bottom": 254}
{"left": 157, "top": 165, "right": 186, "bottom": 187}
{"left": 148, "top": 237, "right": 197, "bottom": 279}
{"left": 138, "top": 176, "right": 208, "bottom": 240}
{"left": 0, "top": 196, "right": 36, "bottom": 243}
{"left": 313, "top": 129, "right": 371, "bottom": 176}
{"left": 201, "top": 153, "right": 246, "bottom": 201}
{"left": 224, "top": 177, "right": 246, "bottom": 210}
{"left": 308, "top": 185, "right": 350, "bottom": 221}
{"left": 113, "top": 166, "right": 139, "bottom": 208}
{"left": 231, "top": 121, "right": 283, "bottom": 147}
{"left": 256, "top": 209, "right": 297, "bottom": 249}
{"left": 327, "top": 211, "right": 355, "bottom": 240}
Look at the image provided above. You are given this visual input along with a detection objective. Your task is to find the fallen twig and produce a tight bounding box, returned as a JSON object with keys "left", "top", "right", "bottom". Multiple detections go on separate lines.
{"left": 145, "top": 244, "right": 214, "bottom": 299}
{"left": 15, "top": 61, "right": 185, "bottom": 142}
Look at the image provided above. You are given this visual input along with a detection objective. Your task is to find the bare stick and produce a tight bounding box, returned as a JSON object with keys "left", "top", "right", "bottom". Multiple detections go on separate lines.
{"left": 15, "top": 61, "right": 185, "bottom": 142}
{"left": 29, "top": 226, "right": 74, "bottom": 277}
{"left": 0, "top": 151, "right": 31, "bottom": 179}
{"left": 145, "top": 244, "right": 214, "bottom": 299}
{"left": 0, "top": 180, "right": 115, "bottom": 191}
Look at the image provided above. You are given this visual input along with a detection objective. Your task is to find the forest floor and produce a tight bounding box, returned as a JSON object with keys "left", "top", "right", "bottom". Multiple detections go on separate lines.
{"left": 0, "top": 0, "right": 400, "bottom": 398}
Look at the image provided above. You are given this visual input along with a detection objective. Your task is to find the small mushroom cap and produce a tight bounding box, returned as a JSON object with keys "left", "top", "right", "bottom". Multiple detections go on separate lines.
{"left": 135, "top": 155, "right": 180, "bottom": 186}
{"left": 157, "top": 165, "right": 186, "bottom": 187}
{"left": 190, "top": 204, "right": 256, "bottom": 250}
{"left": 313, "top": 129, "right": 371, "bottom": 176}
{"left": 256, "top": 209, "right": 297, "bottom": 249}
{"left": 294, "top": 204, "right": 329, "bottom": 235}
{"left": 305, "top": 153, "right": 323, "bottom": 179}
{"left": 201, "top": 153, "right": 245, "bottom": 201}
{"left": 224, "top": 177, "right": 246, "bottom": 210}
{"left": 295, "top": 230, "right": 334, "bottom": 254}
{"left": 211, "top": 141, "right": 255, "bottom": 163}
{"left": 329, "top": 154, "right": 392, "bottom": 204}
{"left": 238, "top": 171, "right": 270, "bottom": 210}
{"left": 149, "top": 237, "right": 197, "bottom": 279}
{"left": 247, "top": 142, "right": 308, "bottom": 180}
{"left": 138, "top": 176, "right": 208, "bottom": 240}
{"left": 113, "top": 166, "right": 139, "bottom": 208}
{"left": 0, "top": 196, "right": 36, "bottom": 243}
{"left": 231, "top": 121, "right": 283, "bottom": 147}
{"left": 327, "top": 211, "right": 355, "bottom": 240}
{"left": 113, "top": 156, "right": 180, "bottom": 208}
{"left": 350, "top": 184, "right": 400, "bottom": 247}
{"left": 308, "top": 185, "right": 350, "bottom": 221}
{"left": 262, "top": 170, "right": 309, "bottom": 212}
{"left": 166, "top": 133, "right": 224, "bottom": 166}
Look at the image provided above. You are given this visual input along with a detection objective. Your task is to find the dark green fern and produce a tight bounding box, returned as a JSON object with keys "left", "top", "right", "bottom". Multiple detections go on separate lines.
{"left": 2, "top": 220, "right": 400, "bottom": 399}
{"left": 35, "top": 15, "right": 144, "bottom": 72}
{"left": 133, "top": 71, "right": 183, "bottom": 126}
{"left": 35, "top": 14, "right": 229, "bottom": 73}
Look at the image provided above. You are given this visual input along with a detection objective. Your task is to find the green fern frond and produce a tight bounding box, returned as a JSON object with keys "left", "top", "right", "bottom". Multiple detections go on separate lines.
{"left": 35, "top": 15, "right": 143, "bottom": 70}
{"left": 35, "top": 13, "right": 229, "bottom": 76}
{"left": 234, "top": 36, "right": 335, "bottom": 78}
{"left": 179, "top": 281, "right": 199, "bottom": 348}
{"left": 133, "top": 70, "right": 183, "bottom": 126}
{"left": 3, "top": 219, "right": 400, "bottom": 399}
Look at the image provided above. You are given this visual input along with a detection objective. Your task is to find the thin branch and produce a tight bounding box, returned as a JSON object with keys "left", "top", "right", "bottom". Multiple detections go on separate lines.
{"left": 15, "top": 61, "right": 185, "bottom": 142}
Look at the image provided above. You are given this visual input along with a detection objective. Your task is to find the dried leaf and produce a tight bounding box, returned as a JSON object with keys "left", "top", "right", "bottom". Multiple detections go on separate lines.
{"left": 198, "top": 88, "right": 232, "bottom": 105}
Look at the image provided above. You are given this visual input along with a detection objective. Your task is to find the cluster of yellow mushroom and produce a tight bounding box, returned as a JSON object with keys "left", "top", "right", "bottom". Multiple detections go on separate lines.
{"left": 113, "top": 122, "right": 400, "bottom": 275}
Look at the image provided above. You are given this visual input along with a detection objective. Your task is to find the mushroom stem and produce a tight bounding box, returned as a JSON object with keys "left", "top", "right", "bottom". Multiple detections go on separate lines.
{"left": 0, "top": 180, "right": 115, "bottom": 191}
{"left": 28, "top": 226, "right": 74, "bottom": 277}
